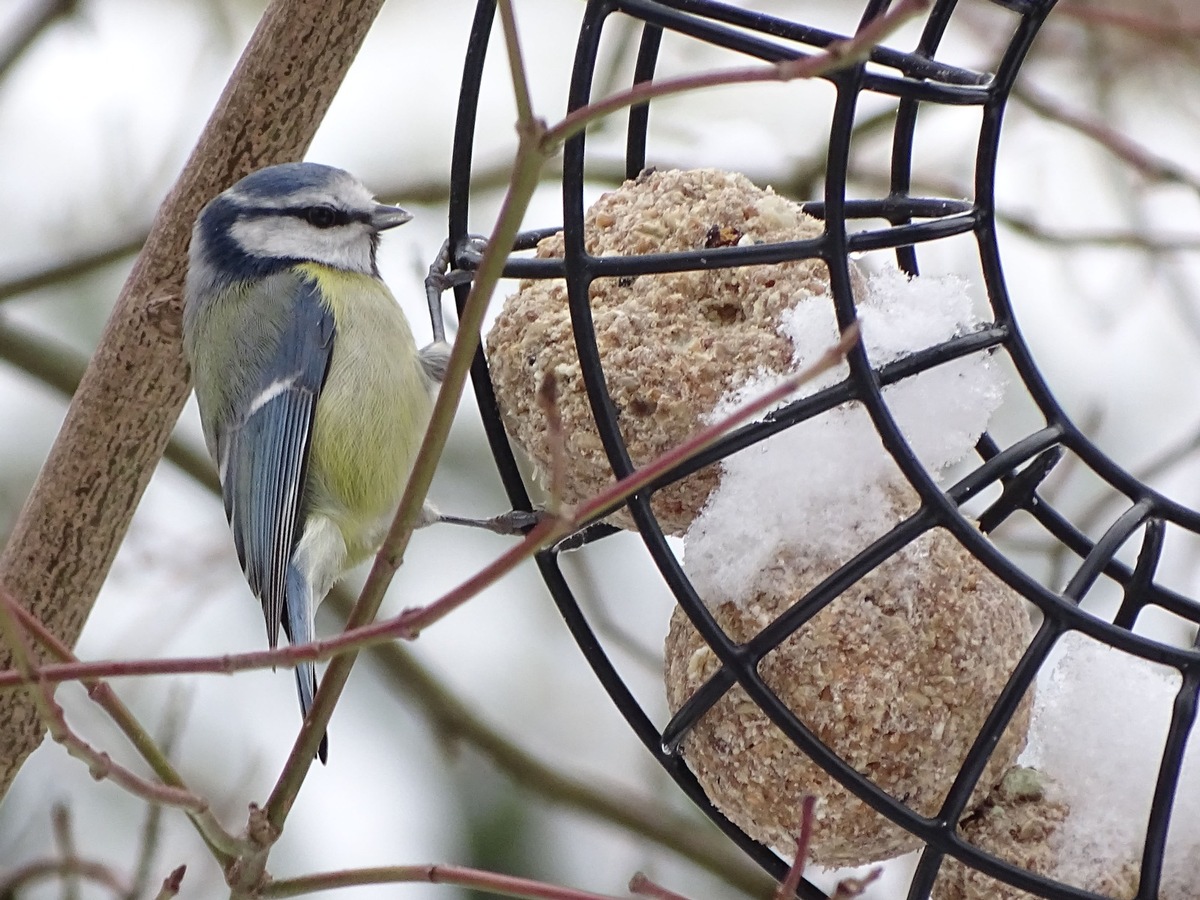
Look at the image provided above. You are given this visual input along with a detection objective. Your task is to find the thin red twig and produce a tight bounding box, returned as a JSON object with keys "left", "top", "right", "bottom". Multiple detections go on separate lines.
{"left": 0, "top": 589, "right": 206, "bottom": 813}
{"left": 774, "top": 796, "right": 817, "bottom": 900}
{"left": 628, "top": 872, "right": 693, "bottom": 900}
{"left": 264, "top": 863, "right": 626, "bottom": 899}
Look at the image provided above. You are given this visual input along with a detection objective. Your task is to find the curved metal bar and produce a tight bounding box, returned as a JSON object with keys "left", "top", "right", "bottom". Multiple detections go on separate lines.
{"left": 803, "top": 195, "right": 977, "bottom": 220}
{"left": 1138, "top": 667, "right": 1200, "bottom": 898}
{"left": 844, "top": 212, "right": 980, "bottom": 251}
{"left": 625, "top": 19, "right": 661, "bottom": 177}
{"left": 1112, "top": 519, "right": 1166, "bottom": 631}
{"left": 1061, "top": 499, "right": 1155, "bottom": 603}
{"left": 617, "top": 0, "right": 994, "bottom": 86}
{"left": 496, "top": 208, "right": 980, "bottom": 279}
{"left": 1019, "top": 496, "right": 1200, "bottom": 640}
{"left": 446, "top": 0, "right": 534, "bottom": 516}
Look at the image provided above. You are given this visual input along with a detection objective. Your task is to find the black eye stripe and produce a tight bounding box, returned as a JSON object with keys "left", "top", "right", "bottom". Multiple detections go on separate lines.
{"left": 237, "top": 205, "right": 368, "bottom": 227}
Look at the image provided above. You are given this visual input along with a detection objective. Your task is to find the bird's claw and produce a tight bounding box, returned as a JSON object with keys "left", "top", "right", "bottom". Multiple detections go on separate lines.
{"left": 425, "top": 234, "right": 488, "bottom": 344}
{"left": 487, "top": 509, "right": 544, "bottom": 534}
{"left": 456, "top": 234, "right": 488, "bottom": 266}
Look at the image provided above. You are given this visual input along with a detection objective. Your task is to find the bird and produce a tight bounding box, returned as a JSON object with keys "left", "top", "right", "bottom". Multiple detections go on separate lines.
{"left": 182, "top": 162, "right": 447, "bottom": 761}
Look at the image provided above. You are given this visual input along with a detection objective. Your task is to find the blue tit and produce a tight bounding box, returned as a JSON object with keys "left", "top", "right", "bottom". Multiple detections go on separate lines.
{"left": 182, "top": 162, "right": 446, "bottom": 761}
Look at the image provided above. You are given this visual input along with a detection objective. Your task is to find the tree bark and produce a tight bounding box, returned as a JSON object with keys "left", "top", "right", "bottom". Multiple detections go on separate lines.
{"left": 0, "top": 0, "right": 386, "bottom": 796}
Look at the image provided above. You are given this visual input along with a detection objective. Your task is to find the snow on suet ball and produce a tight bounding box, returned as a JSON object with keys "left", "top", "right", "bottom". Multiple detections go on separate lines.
{"left": 1016, "top": 633, "right": 1200, "bottom": 897}
{"left": 685, "top": 265, "right": 1007, "bottom": 606}
{"left": 486, "top": 168, "right": 859, "bottom": 533}
{"left": 664, "top": 502, "right": 1033, "bottom": 867}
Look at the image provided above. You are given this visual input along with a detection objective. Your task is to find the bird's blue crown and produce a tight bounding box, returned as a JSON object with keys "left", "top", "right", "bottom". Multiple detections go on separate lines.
{"left": 230, "top": 162, "right": 348, "bottom": 201}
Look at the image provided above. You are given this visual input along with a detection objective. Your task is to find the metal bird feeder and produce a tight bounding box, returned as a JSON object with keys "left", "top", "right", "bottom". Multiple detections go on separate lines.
{"left": 441, "top": 1, "right": 1200, "bottom": 897}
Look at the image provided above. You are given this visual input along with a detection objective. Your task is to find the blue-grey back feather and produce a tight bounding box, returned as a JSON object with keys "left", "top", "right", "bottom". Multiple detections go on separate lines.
{"left": 219, "top": 278, "right": 334, "bottom": 648}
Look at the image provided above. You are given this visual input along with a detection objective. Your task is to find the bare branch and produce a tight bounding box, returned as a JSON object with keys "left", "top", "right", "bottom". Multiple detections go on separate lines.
{"left": 1012, "top": 80, "right": 1200, "bottom": 197}
{"left": 0, "top": 857, "right": 128, "bottom": 897}
{"left": 1054, "top": 2, "right": 1200, "bottom": 42}
{"left": 0, "top": 601, "right": 770, "bottom": 895}
{"left": 0, "top": 236, "right": 144, "bottom": 305}
{"left": 0, "top": 0, "right": 76, "bottom": 83}
{"left": 5, "top": 595, "right": 243, "bottom": 863}
{"left": 125, "top": 696, "right": 188, "bottom": 900}
{"left": 0, "top": 589, "right": 207, "bottom": 814}
{"left": 394, "top": 325, "right": 859, "bottom": 638}
{"left": 152, "top": 865, "right": 187, "bottom": 900}
{"left": 264, "top": 863, "right": 626, "bottom": 899}
{"left": 50, "top": 804, "right": 81, "bottom": 900}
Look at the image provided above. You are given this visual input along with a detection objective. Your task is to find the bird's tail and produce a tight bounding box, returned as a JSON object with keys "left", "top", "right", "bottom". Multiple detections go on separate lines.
{"left": 286, "top": 564, "right": 329, "bottom": 763}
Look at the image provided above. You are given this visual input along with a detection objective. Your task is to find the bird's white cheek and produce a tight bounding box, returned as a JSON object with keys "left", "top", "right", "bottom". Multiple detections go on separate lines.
{"left": 230, "top": 218, "right": 373, "bottom": 273}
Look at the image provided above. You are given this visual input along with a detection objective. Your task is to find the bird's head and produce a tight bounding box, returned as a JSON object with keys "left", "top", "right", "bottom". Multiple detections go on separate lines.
{"left": 189, "top": 162, "right": 411, "bottom": 285}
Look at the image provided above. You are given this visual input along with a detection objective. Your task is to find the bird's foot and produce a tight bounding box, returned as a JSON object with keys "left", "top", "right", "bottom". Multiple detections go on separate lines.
{"left": 423, "top": 502, "right": 545, "bottom": 536}
{"left": 424, "top": 235, "right": 488, "bottom": 344}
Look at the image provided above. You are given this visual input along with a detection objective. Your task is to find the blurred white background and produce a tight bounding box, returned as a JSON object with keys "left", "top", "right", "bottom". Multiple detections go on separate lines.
{"left": 1, "top": 0, "right": 1199, "bottom": 897}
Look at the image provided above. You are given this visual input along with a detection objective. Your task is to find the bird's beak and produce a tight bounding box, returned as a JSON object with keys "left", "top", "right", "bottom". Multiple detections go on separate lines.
{"left": 371, "top": 203, "right": 413, "bottom": 231}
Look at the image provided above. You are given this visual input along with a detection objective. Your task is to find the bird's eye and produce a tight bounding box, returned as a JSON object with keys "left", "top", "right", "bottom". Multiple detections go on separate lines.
{"left": 303, "top": 205, "right": 339, "bottom": 228}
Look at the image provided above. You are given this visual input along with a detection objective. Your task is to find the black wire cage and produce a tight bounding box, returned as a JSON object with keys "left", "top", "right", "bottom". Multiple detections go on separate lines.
{"left": 442, "top": 1, "right": 1200, "bottom": 897}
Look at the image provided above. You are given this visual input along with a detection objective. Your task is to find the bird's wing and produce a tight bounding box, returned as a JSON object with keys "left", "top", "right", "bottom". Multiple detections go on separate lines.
{"left": 219, "top": 276, "right": 335, "bottom": 648}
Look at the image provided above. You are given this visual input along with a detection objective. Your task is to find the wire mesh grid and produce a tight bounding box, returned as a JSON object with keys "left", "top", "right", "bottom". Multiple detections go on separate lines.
{"left": 444, "top": 1, "right": 1200, "bottom": 897}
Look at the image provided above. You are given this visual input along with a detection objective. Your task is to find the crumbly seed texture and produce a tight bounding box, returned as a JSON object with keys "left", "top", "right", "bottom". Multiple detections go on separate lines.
{"left": 486, "top": 168, "right": 849, "bottom": 534}
{"left": 664, "top": 518, "right": 1033, "bottom": 867}
{"left": 932, "top": 768, "right": 1068, "bottom": 900}
{"left": 1086, "top": 861, "right": 1142, "bottom": 900}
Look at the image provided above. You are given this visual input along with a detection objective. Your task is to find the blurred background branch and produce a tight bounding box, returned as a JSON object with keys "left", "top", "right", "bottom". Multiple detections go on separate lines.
{"left": 0, "top": 0, "right": 76, "bottom": 82}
